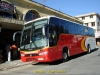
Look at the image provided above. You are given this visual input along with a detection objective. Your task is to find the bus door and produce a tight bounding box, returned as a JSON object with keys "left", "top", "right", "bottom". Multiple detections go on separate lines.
{"left": 0, "top": 24, "right": 2, "bottom": 32}
{"left": 13, "top": 31, "right": 21, "bottom": 48}
{"left": 13, "top": 31, "right": 21, "bottom": 59}
{"left": 49, "top": 25, "right": 58, "bottom": 60}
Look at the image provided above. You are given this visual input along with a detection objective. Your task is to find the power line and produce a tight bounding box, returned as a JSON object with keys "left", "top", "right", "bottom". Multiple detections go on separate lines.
{"left": 42, "top": 0, "right": 46, "bottom": 2}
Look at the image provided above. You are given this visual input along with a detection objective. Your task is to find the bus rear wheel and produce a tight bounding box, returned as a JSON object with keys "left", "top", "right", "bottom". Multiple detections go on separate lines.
{"left": 87, "top": 45, "right": 91, "bottom": 54}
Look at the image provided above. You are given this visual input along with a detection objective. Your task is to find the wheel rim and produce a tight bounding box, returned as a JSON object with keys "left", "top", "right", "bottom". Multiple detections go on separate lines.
{"left": 63, "top": 53, "right": 67, "bottom": 59}
{"left": 88, "top": 47, "right": 90, "bottom": 52}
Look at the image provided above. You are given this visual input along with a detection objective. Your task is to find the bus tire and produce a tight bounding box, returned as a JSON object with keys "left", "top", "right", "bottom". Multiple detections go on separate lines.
{"left": 87, "top": 45, "right": 91, "bottom": 54}
{"left": 62, "top": 50, "right": 68, "bottom": 62}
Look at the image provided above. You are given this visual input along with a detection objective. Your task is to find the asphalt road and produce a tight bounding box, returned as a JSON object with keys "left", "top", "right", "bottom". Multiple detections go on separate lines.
{"left": 0, "top": 47, "right": 100, "bottom": 75}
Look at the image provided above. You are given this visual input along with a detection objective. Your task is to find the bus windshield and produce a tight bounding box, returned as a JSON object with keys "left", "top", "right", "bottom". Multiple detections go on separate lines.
{"left": 20, "top": 19, "right": 48, "bottom": 50}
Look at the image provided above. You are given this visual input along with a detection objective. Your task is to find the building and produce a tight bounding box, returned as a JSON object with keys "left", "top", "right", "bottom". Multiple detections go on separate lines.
{"left": 75, "top": 12, "right": 100, "bottom": 45}
{"left": 0, "top": 0, "right": 83, "bottom": 61}
{"left": 1, "top": 0, "right": 83, "bottom": 23}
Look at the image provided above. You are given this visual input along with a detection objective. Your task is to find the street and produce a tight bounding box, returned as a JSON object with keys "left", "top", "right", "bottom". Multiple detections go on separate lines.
{"left": 0, "top": 47, "right": 100, "bottom": 75}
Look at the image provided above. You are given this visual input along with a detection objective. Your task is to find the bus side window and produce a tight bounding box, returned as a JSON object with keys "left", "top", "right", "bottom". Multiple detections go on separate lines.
{"left": 62, "top": 20, "right": 69, "bottom": 34}
{"left": 74, "top": 24, "right": 77, "bottom": 34}
{"left": 72, "top": 23, "right": 75, "bottom": 34}
{"left": 49, "top": 26, "right": 57, "bottom": 47}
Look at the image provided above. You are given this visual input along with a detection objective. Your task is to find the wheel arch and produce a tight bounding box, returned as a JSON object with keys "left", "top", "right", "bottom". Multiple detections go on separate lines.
{"left": 62, "top": 46, "right": 70, "bottom": 57}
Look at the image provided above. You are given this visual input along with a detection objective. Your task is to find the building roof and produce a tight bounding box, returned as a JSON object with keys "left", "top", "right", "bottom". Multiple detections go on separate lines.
{"left": 24, "top": 0, "right": 83, "bottom": 23}
{"left": 75, "top": 12, "right": 100, "bottom": 18}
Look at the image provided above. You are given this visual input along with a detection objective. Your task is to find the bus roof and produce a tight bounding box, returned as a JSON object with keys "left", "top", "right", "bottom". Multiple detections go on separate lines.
{"left": 24, "top": 16, "right": 54, "bottom": 25}
{"left": 24, "top": 15, "right": 85, "bottom": 27}
{"left": 24, "top": 16, "right": 94, "bottom": 33}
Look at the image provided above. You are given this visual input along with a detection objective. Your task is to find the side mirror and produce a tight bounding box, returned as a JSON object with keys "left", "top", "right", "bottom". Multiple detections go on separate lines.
{"left": 42, "top": 26, "right": 45, "bottom": 35}
{"left": 18, "top": 48, "right": 20, "bottom": 51}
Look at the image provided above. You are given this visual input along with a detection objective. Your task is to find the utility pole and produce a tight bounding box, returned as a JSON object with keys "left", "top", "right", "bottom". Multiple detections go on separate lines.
{"left": 59, "top": 7, "right": 60, "bottom": 11}
{"left": 42, "top": 0, "right": 46, "bottom": 5}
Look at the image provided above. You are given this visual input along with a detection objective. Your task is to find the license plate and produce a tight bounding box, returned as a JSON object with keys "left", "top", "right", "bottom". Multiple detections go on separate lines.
{"left": 26, "top": 58, "right": 37, "bottom": 62}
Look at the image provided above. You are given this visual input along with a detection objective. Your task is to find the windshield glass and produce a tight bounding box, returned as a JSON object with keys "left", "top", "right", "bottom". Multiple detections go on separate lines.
{"left": 20, "top": 19, "right": 48, "bottom": 50}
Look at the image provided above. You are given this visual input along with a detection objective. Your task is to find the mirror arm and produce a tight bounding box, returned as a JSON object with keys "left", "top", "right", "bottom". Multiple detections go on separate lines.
{"left": 42, "top": 26, "right": 45, "bottom": 35}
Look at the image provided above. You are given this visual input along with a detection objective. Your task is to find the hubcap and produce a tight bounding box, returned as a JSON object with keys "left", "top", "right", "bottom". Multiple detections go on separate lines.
{"left": 88, "top": 47, "right": 90, "bottom": 52}
{"left": 63, "top": 53, "right": 67, "bottom": 59}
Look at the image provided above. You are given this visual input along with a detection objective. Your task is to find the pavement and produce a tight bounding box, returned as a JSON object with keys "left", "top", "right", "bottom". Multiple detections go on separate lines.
{"left": 0, "top": 60, "right": 37, "bottom": 71}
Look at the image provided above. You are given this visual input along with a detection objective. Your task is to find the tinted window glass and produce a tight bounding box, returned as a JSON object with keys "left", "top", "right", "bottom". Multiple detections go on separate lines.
{"left": 49, "top": 17, "right": 94, "bottom": 36}
{"left": 50, "top": 17, "right": 59, "bottom": 26}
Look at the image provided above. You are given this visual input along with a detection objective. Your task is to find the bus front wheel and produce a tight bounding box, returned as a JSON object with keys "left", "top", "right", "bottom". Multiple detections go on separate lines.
{"left": 62, "top": 50, "right": 68, "bottom": 62}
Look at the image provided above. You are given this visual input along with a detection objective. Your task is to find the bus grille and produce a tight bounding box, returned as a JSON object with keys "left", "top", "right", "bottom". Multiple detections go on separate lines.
{"left": 25, "top": 54, "right": 38, "bottom": 57}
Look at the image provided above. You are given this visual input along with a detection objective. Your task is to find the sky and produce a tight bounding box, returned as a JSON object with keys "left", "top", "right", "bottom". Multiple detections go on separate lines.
{"left": 32, "top": 0, "right": 100, "bottom": 16}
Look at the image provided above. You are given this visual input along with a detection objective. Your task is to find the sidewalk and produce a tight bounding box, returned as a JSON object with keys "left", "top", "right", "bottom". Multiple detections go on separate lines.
{"left": 0, "top": 60, "right": 37, "bottom": 71}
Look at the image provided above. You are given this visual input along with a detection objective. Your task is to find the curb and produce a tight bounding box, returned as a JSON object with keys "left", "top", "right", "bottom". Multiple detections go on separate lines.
{"left": 0, "top": 62, "right": 37, "bottom": 71}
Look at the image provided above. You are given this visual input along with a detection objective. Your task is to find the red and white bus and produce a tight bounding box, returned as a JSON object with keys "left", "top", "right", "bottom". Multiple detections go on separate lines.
{"left": 20, "top": 16, "right": 96, "bottom": 62}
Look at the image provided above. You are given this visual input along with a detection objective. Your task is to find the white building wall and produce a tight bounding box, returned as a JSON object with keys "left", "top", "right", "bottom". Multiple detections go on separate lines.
{"left": 96, "top": 16, "right": 100, "bottom": 31}
{"left": 83, "top": 15, "right": 96, "bottom": 23}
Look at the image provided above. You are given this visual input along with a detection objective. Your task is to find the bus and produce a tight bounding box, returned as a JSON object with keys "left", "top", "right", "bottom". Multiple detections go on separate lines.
{"left": 20, "top": 16, "right": 96, "bottom": 62}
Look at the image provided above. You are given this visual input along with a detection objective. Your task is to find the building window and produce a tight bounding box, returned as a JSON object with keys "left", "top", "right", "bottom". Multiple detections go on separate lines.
{"left": 25, "top": 10, "right": 39, "bottom": 21}
{"left": 91, "top": 22, "right": 95, "bottom": 26}
{"left": 82, "top": 17, "right": 85, "bottom": 20}
{"left": 90, "top": 15, "right": 93, "bottom": 18}
{"left": 85, "top": 23, "right": 88, "bottom": 26}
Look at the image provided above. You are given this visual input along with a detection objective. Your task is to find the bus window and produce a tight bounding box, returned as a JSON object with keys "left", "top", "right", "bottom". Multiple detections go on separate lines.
{"left": 49, "top": 26, "right": 57, "bottom": 47}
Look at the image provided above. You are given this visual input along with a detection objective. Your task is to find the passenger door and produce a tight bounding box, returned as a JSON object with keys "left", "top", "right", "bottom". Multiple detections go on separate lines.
{"left": 49, "top": 25, "right": 58, "bottom": 60}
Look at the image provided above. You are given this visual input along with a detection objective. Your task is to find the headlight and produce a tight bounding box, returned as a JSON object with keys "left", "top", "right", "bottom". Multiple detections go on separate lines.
{"left": 21, "top": 54, "right": 25, "bottom": 56}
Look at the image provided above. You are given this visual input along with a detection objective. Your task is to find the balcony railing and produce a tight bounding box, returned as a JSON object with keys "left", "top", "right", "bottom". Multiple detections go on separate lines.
{"left": 0, "top": 16, "right": 25, "bottom": 25}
